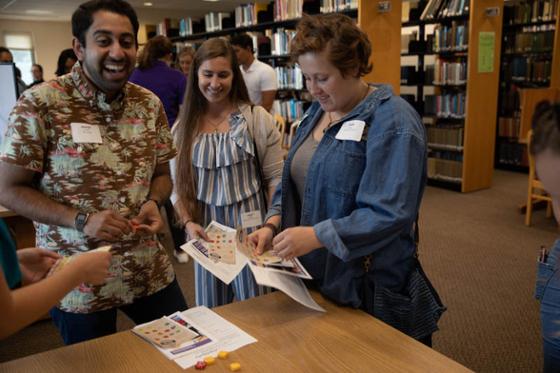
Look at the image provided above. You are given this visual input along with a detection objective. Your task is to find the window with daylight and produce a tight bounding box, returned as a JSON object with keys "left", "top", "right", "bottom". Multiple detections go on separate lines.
{"left": 4, "top": 32, "right": 35, "bottom": 85}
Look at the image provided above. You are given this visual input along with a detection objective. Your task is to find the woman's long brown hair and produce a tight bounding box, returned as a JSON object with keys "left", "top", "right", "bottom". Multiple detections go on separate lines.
{"left": 174, "top": 37, "right": 250, "bottom": 222}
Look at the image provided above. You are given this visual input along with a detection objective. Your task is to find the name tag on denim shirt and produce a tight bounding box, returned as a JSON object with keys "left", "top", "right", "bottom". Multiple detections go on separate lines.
{"left": 335, "top": 120, "right": 366, "bottom": 142}
{"left": 71, "top": 123, "right": 103, "bottom": 144}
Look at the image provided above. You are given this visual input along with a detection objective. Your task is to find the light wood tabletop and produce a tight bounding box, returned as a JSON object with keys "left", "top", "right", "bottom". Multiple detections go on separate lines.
{"left": 0, "top": 204, "right": 16, "bottom": 218}
{"left": 0, "top": 291, "right": 472, "bottom": 372}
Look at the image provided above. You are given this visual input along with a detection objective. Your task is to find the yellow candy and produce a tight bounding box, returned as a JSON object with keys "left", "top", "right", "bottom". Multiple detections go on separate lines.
{"left": 203, "top": 356, "right": 215, "bottom": 365}
{"left": 229, "top": 362, "right": 241, "bottom": 371}
{"left": 218, "top": 351, "right": 229, "bottom": 359}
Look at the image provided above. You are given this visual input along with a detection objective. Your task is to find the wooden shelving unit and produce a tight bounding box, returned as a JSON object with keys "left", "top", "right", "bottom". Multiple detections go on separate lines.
{"left": 495, "top": 0, "right": 560, "bottom": 172}
{"left": 403, "top": 0, "right": 504, "bottom": 192}
{"left": 358, "top": 0, "right": 402, "bottom": 93}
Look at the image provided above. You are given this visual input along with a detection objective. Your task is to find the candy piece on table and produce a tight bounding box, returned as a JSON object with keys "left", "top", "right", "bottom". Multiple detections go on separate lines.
{"left": 218, "top": 351, "right": 229, "bottom": 359}
{"left": 203, "top": 356, "right": 216, "bottom": 365}
{"left": 229, "top": 362, "right": 241, "bottom": 371}
{"left": 195, "top": 361, "right": 207, "bottom": 370}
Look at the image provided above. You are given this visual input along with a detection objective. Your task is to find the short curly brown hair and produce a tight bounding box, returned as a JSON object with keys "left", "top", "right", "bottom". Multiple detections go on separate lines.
{"left": 290, "top": 13, "right": 372, "bottom": 78}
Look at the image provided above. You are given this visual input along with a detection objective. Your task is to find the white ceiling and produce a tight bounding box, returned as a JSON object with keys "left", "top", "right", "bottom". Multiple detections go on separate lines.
{"left": 0, "top": 0, "right": 254, "bottom": 24}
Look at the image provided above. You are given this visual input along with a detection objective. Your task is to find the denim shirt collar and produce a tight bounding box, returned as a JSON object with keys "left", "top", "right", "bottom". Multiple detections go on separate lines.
{"left": 294, "top": 84, "right": 393, "bottom": 150}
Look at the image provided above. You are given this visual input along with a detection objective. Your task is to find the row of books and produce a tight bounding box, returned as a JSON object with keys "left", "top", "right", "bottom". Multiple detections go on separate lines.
{"left": 427, "top": 157, "right": 463, "bottom": 181}
{"left": 502, "top": 57, "right": 552, "bottom": 84}
{"left": 421, "top": 0, "right": 469, "bottom": 21}
{"left": 433, "top": 23, "right": 468, "bottom": 52}
{"left": 504, "top": 0, "right": 558, "bottom": 25}
{"left": 497, "top": 116, "right": 522, "bottom": 138}
{"left": 320, "top": 0, "right": 358, "bottom": 13}
{"left": 498, "top": 84, "right": 521, "bottom": 117}
{"left": 503, "top": 27, "right": 555, "bottom": 54}
{"left": 433, "top": 59, "right": 467, "bottom": 85}
{"left": 270, "top": 28, "right": 297, "bottom": 56}
{"left": 427, "top": 126, "right": 464, "bottom": 148}
{"left": 157, "top": 18, "right": 179, "bottom": 38}
{"left": 496, "top": 141, "right": 528, "bottom": 167}
{"left": 234, "top": 3, "right": 269, "bottom": 28}
{"left": 425, "top": 93, "right": 466, "bottom": 119}
{"left": 275, "top": 65, "right": 304, "bottom": 90}
{"left": 272, "top": 98, "right": 307, "bottom": 123}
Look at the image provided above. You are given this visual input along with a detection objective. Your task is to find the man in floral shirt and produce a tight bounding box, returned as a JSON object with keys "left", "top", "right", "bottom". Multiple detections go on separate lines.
{"left": 0, "top": 0, "right": 187, "bottom": 344}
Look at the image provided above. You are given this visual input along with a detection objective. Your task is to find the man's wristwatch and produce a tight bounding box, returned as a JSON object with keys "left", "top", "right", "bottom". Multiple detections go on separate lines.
{"left": 75, "top": 212, "right": 91, "bottom": 232}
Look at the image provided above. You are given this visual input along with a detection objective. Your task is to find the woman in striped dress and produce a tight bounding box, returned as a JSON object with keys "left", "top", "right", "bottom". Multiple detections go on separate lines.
{"left": 171, "top": 38, "right": 284, "bottom": 307}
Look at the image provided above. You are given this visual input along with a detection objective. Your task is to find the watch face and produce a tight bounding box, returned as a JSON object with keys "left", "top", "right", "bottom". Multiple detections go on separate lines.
{"left": 75, "top": 212, "right": 88, "bottom": 231}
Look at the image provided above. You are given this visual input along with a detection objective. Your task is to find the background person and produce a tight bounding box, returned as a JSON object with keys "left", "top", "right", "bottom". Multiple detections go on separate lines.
{"left": 29, "top": 64, "right": 44, "bottom": 87}
{"left": 249, "top": 14, "right": 445, "bottom": 345}
{"left": 177, "top": 46, "right": 194, "bottom": 80}
{"left": 54, "top": 48, "right": 77, "bottom": 76}
{"left": 531, "top": 101, "right": 560, "bottom": 373}
{"left": 129, "top": 35, "right": 188, "bottom": 263}
{"left": 0, "top": 0, "right": 187, "bottom": 345}
{"left": 230, "top": 34, "right": 277, "bottom": 112}
{"left": 172, "top": 37, "right": 283, "bottom": 308}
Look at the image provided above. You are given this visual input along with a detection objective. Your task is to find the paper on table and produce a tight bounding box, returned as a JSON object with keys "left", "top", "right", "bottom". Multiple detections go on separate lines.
{"left": 174, "top": 306, "right": 258, "bottom": 369}
{"left": 180, "top": 223, "right": 248, "bottom": 284}
{"left": 249, "top": 263, "right": 325, "bottom": 312}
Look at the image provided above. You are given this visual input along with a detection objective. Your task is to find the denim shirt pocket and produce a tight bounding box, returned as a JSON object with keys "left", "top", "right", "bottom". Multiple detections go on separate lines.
{"left": 324, "top": 139, "right": 366, "bottom": 196}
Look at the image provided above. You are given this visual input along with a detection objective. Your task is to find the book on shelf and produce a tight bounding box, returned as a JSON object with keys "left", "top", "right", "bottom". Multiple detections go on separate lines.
{"left": 421, "top": 0, "right": 469, "bottom": 21}
{"left": 270, "top": 28, "right": 297, "bottom": 55}
{"left": 503, "top": 56, "right": 552, "bottom": 84}
{"left": 427, "top": 125, "right": 464, "bottom": 148}
{"left": 433, "top": 22, "right": 468, "bottom": 52}
{"left": 204, "top": 12, "right": 231, "bottom": 33}
{"left": 427, "top": 157, "right": 463, "bottom": 181}
{"left": 235, "top": 3, "right": 270, "bottom": 27}
{"left": 504, "top": 0, "right": 559, "bottom": 25}
{"left": 275, "top": 65, "right": 304, "bottom": 90}
{"left": 320, "top": 0, "right": 358, "bottom": 13}
{"left": 433, "top": 58, "right": 467, "bottom": 85}
{"left": 498, "top": 116, "right": 521, "bottom": 138}
{"left": 424, "top": 93, "right": 466, "bottom": 119}
{"left": 273, "top": 98, "right": 309, "bottom": 124}
{"left": 496, "top": 141, "right": 528, "bottom": 167}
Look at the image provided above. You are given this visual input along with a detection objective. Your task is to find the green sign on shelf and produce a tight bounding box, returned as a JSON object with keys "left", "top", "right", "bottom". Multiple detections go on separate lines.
{"left": 478, "top": 31, "right": 495, "bottom": 73}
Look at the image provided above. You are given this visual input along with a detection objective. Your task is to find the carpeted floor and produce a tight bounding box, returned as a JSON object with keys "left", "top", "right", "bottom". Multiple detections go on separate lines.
{"left": 0, "top": 170, "right": 558, "bottom": 372}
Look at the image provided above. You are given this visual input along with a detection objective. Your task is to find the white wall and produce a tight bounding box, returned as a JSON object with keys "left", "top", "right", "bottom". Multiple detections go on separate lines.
{"left": 1, "top": 19, "right": 73, "bottom": 81}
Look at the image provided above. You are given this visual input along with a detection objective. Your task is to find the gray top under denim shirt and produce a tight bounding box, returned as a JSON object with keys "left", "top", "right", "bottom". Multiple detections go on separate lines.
{"left": 266, "top": 84, "right": 427, "bottom": 309}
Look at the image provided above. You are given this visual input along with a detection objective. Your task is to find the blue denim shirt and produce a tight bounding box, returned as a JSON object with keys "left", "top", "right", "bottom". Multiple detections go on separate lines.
{"left": 267, "top": 84, "right": 427, "bottom": 308}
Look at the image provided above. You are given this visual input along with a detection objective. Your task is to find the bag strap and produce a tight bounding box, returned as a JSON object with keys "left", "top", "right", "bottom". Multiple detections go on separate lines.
{"left": 248, "top": 105, "right": 269, "bottom": 207}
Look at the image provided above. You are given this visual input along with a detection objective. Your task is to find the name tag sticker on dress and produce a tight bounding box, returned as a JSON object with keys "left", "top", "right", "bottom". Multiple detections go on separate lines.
{"left": 240, "top": 210, "right": 262, "bottom": 228}
{"left": 70, "top": 123, "right": 103, "bottom": 144}
{"left": 335, "top": 120, "right": 366, "bottom": 142}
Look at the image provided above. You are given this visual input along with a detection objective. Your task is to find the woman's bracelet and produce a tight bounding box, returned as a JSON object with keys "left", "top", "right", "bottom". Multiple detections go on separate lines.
{"left": 262, "top": 222, "right": 279, "bottom": 237}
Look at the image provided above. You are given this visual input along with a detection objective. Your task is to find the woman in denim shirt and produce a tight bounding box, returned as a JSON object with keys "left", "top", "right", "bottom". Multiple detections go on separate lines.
{"left": 531, "top": 101, "right": 560, "bottom": 372}
{"left": 250, "top": 13, "right": 444, "bottom": 345}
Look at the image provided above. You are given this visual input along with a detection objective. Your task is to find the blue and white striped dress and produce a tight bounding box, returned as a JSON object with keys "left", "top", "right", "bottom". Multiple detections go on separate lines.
{"left": 192, "top": 112, "right": 271, "bottom": 307}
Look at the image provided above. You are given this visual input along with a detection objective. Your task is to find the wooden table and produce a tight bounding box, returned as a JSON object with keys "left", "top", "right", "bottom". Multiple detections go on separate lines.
{"left": 0, "top": 204, "right": 16, "bottom": 218}
{"left": 0, "top": 292, "right": 472, "bottom": 372}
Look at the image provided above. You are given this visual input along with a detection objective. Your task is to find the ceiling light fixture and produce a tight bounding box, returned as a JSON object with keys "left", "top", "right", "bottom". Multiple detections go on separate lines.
{"left": 144, "top": 2, "right": 153, "bottom": 6}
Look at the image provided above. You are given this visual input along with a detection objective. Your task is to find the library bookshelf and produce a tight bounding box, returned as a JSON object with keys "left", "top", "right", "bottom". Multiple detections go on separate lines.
{"left": 496, "top": 0, "right": 560, "bottom": 171}
{"left": 404, "top": 0, "right": 504, "bottom": 192}
{"left": 165, "top": 1, "right": 360, "bottom": 146}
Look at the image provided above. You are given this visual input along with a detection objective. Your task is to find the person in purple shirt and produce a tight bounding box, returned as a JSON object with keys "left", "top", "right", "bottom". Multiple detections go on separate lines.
{"left": 130, "top": 36, "right": 188, "bottom": 263}
{"left": 130, "top": 35, "right": 186, "bottom": 126}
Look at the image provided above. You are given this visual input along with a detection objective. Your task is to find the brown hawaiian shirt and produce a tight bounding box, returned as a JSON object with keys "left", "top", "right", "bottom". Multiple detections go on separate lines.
{"left": 0, "top": 63, "right": 176, "bottom": 313}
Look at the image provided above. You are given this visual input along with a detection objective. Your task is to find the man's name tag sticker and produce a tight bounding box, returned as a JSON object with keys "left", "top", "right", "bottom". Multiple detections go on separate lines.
{"left": 240, "top": 210, "right": 262, "bottom": 229}
{"left": 335, "top": 120, "right": 366, "bottom": 142}
{"left": 71, "top": 122, "right": 103, "bottom": 144}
